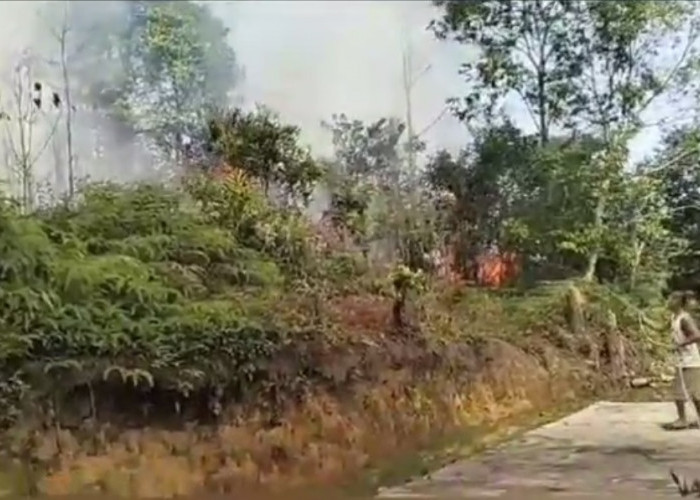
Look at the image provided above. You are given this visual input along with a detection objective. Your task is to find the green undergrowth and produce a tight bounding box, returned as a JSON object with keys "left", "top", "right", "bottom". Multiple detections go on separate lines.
{"left": 0, "top": 173, "right": 665, "bottom": 431}
{"left": 419, "top": 279, "right": 665, "bottom": 348}
{"left": 0, "top": 176, "right": 330, "bottom": 425}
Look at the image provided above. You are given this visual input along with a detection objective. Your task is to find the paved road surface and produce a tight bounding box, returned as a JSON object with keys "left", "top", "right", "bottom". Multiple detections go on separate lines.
{"left": 376, "top": 402, "right": 700, "bottom": 499}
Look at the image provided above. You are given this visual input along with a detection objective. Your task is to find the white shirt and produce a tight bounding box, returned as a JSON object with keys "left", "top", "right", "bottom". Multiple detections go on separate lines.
{"left": 672, "top": 311, "right": 700, "bottom": 368}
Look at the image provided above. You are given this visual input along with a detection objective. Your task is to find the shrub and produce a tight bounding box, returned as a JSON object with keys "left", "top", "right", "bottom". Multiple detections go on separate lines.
{"left": 0, "top": 173, "right": 328, "bottom": 426}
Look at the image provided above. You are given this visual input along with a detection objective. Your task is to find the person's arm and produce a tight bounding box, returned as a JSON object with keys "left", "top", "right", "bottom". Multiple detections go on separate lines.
{"left": 679, "top": 316, "right": 700, "bottom": 347}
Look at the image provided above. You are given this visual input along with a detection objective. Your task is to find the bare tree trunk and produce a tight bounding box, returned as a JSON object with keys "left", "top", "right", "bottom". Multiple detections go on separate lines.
{"left": 402, "top": 48, "right": 416, "bottom": 178}
{"left": 629, "top": 240, "right": 645, "bottom": 290}
{"left": 605, "top": 310, "right": 626, "bottom": 383}
{"left": 59, "top": 1, "right": 75, "bottom": 200}
{"left": 2, "top": 55, "right": 62, "bottom": 213}
{"left": 14, "top": 68, "right": 32, "bottom": 213}
{"left": 584, "top": 250, "right": 599, "bottom": 282}
{"left": 51, "top": 129, "right": 65, "bottom": 193}
{"left": 584, "top": 179, "right": 609, "bottom": 282}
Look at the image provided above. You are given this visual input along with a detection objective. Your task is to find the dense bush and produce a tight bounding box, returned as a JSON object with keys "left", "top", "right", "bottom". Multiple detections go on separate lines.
{"left": 0, "top": 173, "right": 329, "bottom": 426}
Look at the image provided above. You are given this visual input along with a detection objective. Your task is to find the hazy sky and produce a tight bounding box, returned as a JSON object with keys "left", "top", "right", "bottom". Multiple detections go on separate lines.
{"left": 209, "top": 0, "right": 472, "bottom": 162}
{"left": 210, "top": 0, "right": 690, "bottom": 165}
{"left": 0, "top": 0, "right": 691, "bottom": 180}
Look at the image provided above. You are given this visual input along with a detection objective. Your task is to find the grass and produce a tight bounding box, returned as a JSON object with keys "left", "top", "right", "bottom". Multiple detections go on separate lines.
{"left": 0, "top": 174, "right": 668, "bottom": 497}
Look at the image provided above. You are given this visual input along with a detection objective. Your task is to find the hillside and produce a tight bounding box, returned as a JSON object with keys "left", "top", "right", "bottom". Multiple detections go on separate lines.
{"left": 0, "top": 2, "right": 696, "bottom": 495}
{"left": 0, "top": 171, "right": 668, "bottom": 497}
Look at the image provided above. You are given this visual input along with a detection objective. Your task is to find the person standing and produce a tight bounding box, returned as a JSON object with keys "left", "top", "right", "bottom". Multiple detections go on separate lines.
{"left": 665, "top": 291, "right": 700, "bottom": 430}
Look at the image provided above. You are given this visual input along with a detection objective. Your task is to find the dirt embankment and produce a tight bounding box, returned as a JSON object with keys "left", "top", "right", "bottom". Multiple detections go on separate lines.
{"left": 1, "top": 286, "right": 647, "bottom": 498}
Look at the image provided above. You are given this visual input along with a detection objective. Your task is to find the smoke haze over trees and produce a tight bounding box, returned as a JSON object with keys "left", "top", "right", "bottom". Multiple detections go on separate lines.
{"left": 0, "top": 2, "right": 699, "bottom": 495}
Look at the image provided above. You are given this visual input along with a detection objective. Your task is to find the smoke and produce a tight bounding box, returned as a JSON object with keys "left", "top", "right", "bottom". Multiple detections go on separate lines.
{"left": 213, "top": 0, "right": 471, "bottom": 160}
{"left": 211, "top": 0, "right": 675, "bottom": 166}
{"left": 0, "top": 1, "right": 163, "bottom": 204}
{"left": 210, "top": 0, "right": 476, "bottom": 221}
{"left": 0, "top": 0, "right": 673, "bottom": 208}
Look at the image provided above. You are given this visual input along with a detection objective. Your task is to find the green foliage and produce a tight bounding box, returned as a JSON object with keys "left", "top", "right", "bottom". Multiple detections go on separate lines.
{"left": 431, "top": 0, "right": 700, "bottom": 142}
{"left": 320, "top": 114, "right": 408, "bottom": 257}
{"left": 0, "top": 171, "right": 330, "bottom": 425}
{"left": 426, "top": 122, "right": 537, "bottom": 253}
{"left": 390, "top": 264, "right": 426, "bottom": 296}
{"left": 49, "top": 0, "right": 241, "bottom": 158}
{"left": 328, "top": 252, "right": 368, "bottom": 279}
{"left": 8, "top": 0, "right": 699, "bottom": 437}
{"left": 425, "top": 120, "right": 678, "bottom": 298}
{"left": 323, "top": 169, "right": 373, "bottom": 246}
{"left": 648, "top": 126, "right": 700, "bottom": 291}
{"left": 208, "top": 107, "right": 323, "bottom": 203}
{"left": 581, "top": 1, "right": 697, "bottom": 129}
{"left": 322, "top": 113, "right": 444, "bottom": 271}
{"left": 430, "top": 0, "right": 587, "bottom": 142}
{"left": 428, "top": 0, "right": 700, "bottom": 295}
{"left": 321, "top": 114, "right": 406, "bottom": 182}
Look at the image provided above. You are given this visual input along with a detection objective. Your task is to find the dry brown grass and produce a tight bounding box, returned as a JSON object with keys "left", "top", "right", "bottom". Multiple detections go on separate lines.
{"left": 5, "top": 283, "right": 623, "bottom": 498}
{"left": 325, "top": 295, "right": 394, "bottom": 337}
{"left": 33, "top": 338, "right": 593, "bottom": 498}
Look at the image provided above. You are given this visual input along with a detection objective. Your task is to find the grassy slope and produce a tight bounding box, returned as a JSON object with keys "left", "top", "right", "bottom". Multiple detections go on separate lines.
{"left": 0, "top": 174, "right": 666, "bottom": 424}
{"left": 0, "top": 175, "right": 670, "bottom": 497}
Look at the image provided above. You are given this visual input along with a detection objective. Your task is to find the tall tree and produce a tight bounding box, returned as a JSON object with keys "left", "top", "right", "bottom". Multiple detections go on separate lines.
{"left": 572, "top": 2, "right": 700, "bottom": 279}
{"left": 651, "top": 126, "right": 700, "bottom": 290}
{"left": 38, "top": 0, "right": 241, "bottom": 166}
{"left": 47, "top": 1, "right": 77, "bottom": 199}
{"left": 432, "top": 0, "right": 700, "bottom": 286}
{"left": 575, "top": 1, "right": 700, "bottom": 140}
{"left": 430, "top": 0, "right": 588, "bottom": 145}
{"left": 124, "top": 1, "right": 239, "bottom": 163}
{"left": 322, "top": 114, "right": 440, "bottom": 269}
{"left": 321, "top": 114, "right": 406, "bottom": 187}
{"left": 0, "top": 58, "right": 62, "bottom": 212}
{"left": 321, "top": 114, "right": 406, "bottom": 260}
{"left": 431, "top": 1, "right": 700, "bottom": 143}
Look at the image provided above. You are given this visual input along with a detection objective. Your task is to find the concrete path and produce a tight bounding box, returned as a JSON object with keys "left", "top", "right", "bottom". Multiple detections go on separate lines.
{"left": 376, "top": 402, "right": 700, "bottom": 499}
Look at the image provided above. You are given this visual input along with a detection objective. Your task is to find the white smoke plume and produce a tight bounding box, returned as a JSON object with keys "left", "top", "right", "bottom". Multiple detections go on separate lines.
{"left": 0, "top": 0, "right": 672, "bottom": 209}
